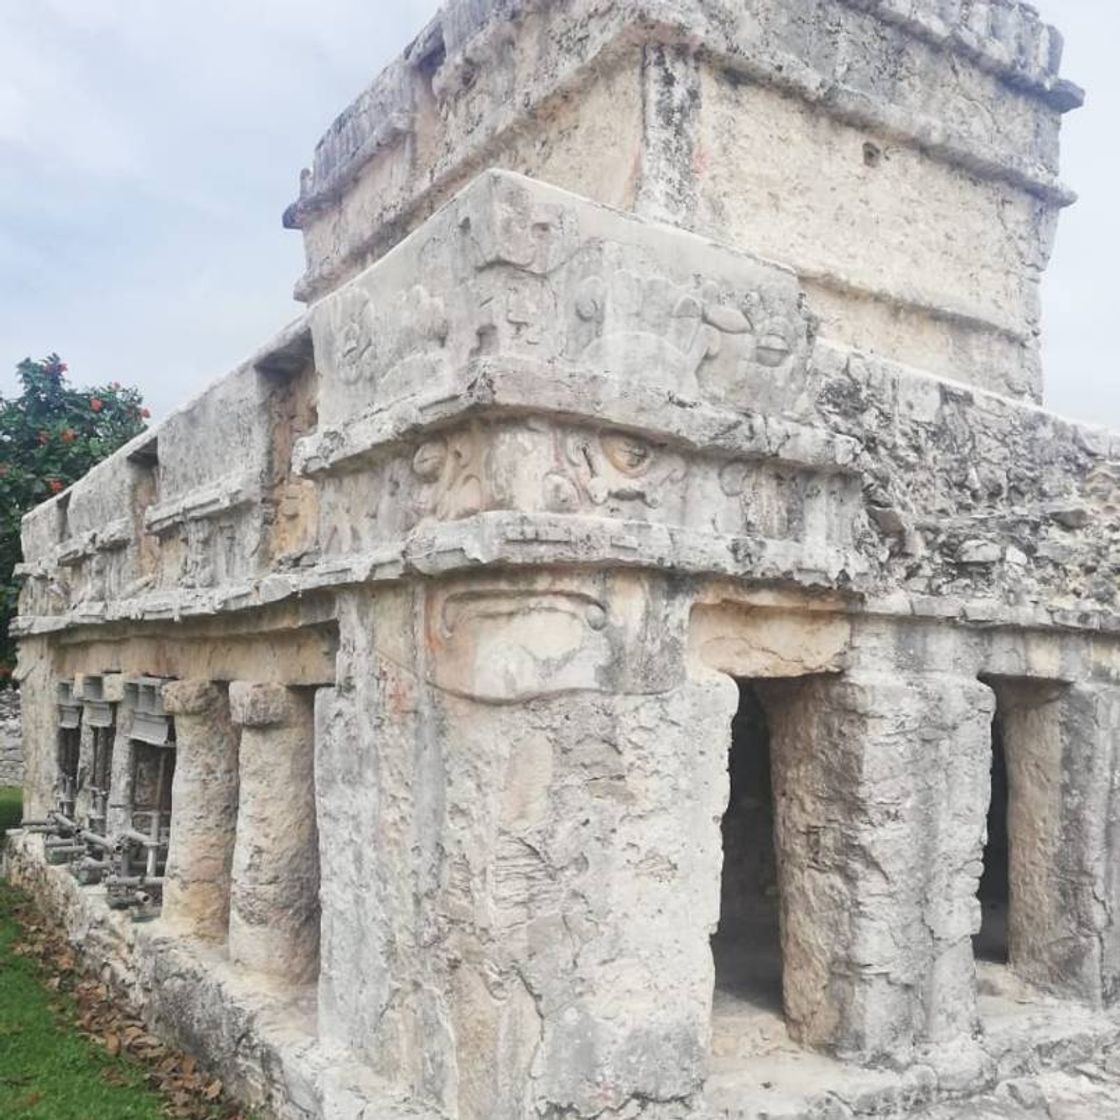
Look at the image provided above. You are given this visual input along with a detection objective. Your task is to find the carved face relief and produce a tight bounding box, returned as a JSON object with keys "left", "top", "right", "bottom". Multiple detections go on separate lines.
{"left": 694, "top": 283, "right": 810, "bottom": 411}
{"left": 601, "top": 433, "right": 654, "bottom": 477}
{"left": 412, "top": 439, "right": 449, "bottom": 483}
{"left": 741, "top": 286, "right": 801, "bottom": 373}
{"left": 552, "top": 430, "right": 686, "bottom": 514}
{"left": 408, "top": 426, "right": 488, "bottom": 524}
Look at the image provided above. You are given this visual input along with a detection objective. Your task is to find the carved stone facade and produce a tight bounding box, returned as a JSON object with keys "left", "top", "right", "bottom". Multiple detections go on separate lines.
{"left": 8, "top": 2, "right": 1120, "bottom": 1118}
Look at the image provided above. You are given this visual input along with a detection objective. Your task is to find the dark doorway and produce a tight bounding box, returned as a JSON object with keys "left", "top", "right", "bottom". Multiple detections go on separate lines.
{"left": 57, "top": 726, "right": 80, "bottom": 818}
{"left": 711, "top": 681, "right": 783, "bottom": 1012}
{"left": 975, "top": 716, "right": 1010, "bottom": 964}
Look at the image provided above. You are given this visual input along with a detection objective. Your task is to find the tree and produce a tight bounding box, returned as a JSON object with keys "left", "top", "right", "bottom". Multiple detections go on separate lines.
{"left": 0, "top": 356, "right": 149, "bottom": 680}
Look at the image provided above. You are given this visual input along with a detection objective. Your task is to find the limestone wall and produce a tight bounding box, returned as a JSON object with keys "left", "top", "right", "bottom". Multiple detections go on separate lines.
{"left": 11, "top": 3, "right": 1120, "bottom": 1119}
{"left": 284, "top": 0, "right": 1081, "bottom": 399}
{"left": 0, "top": 690, "right": 21, "bottom": 787}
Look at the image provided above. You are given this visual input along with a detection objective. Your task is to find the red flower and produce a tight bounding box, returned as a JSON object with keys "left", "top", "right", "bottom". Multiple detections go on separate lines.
{"left": 60, "top": 428, "right": 77, "bottom": 444}
{"left": 141, "top": 407, "right": 151, "bottom": 419}
{"left": 90, "top": 398, "right": 103, "bottom": 412}
{"left": 48, "top": 479, "right": 64, "bottom": 494}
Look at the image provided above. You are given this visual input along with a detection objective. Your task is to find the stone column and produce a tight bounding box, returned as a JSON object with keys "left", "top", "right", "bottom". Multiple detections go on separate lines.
{"left": 994, "top": 680, "right": 1120, "bottom": 1007}
{"left": 758, "top": 670, "right": 995, "bottom": 1062}
{"left": 105, "top": 697, "right": 136, "bottom": 837}
{"left": 73, "top": 706, "right": 96, "bottom": 824}
{"left": 228, "top": 682, "right": 319, "bottom": 984}
{"left": 316, "top": 576, "right": 736, "bottom": 1120}
{"left": 13, "top": 637, "right": 57, "bottom": 821}
{"left": 161, "top": 681, "right": 240, "bottom": 940}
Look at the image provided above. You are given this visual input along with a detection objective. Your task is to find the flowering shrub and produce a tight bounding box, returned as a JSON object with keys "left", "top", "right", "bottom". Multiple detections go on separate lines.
{"left": 0, "top": 356, "right": 148, "bottom": 679}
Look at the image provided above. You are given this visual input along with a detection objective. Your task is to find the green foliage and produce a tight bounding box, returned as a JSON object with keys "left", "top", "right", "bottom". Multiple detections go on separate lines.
{"left": 0, "top": 356, "right": 148, "bottom": 679}
{"left": 0, "top": 787, "right": 20, "bottom": 837}
{"left": 0, "top": 882, "right": 166, "bottom": 1119}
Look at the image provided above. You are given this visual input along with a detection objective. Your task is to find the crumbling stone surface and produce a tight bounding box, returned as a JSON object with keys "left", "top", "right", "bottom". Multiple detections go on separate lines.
{"left": 284, "top": 0, "right": 1080, "bottom": 398}
{"left": 161, "top": 681, "right": 239, "bottom": 942}
{"left": 760, "top": 670, "right": 995, "bottom": 1061}
{"left": 916, "top": 1061, "right": 1120, "bottom": 1120}
{"left": 0, "top": 690, "right": 21, "bottom": 787}
{"left": 227, "top": 682, "right": 318, "bottom": 984}
{"left": 8, "top": 2, "right": 1120, "bottom": 1119}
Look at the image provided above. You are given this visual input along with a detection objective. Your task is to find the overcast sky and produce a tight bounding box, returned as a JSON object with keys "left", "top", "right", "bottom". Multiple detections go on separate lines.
{"left": 0, "top": 0, "right": 1115, "bottom": 428}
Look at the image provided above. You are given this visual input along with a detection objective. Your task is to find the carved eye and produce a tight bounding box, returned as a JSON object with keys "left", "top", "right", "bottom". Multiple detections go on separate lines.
{"left": 755, "top": 335, "right": 792, "bottom": 368}
{"left": 602, "top": 433, "right": 653, "bottom": 477}
{"left": 575, "top": 277, "right": 607, "bottom": 323}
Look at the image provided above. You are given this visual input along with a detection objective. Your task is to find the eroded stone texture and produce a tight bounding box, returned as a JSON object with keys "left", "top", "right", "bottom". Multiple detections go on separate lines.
{"left": 0, "top": 690, "right": 22, "bottom": 787}
{"left": 228, "top": 681, "right": 319, "bottom": 984}
{"left": 161, "top": 681, "right": 239, "bottom": 941}
{"left": 284, "top": 0, "right": 1080, "bottom": 398}
{"left": 315, "top": 575, "right": 735, "bottom": 1119}
{"left": 993, "top": 680, "right": 1120, "bottom": 1007}
{"left": 8, "top": 3, "right": 1120, "bottom": 1119}
{"left": 760, "top": 671, "right": 995, "bottom": 1061}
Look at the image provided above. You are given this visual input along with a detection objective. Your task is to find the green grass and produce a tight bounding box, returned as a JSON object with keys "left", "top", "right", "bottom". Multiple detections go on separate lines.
{"left": 0, "top": 787, "right": 22, "bottom": 835}
{"left": 0, "top": 882, "right": 166, "bottom": 1119}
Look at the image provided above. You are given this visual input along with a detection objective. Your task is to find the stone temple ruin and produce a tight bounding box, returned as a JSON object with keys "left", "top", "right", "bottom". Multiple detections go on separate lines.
{"left": 7, "top": 1, "right": 1120, "bottom": 1117}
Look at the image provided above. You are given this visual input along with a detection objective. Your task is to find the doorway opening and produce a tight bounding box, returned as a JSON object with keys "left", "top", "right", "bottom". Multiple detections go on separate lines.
{"left": 712, "top": 681, "right": 783, "bottom": 1013}
{"left": 975, "top": 713, "right": 1010, "bottom": 965}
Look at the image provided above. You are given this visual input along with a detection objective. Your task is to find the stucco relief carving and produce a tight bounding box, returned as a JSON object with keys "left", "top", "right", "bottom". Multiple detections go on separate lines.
{"left": 544, "top": 430, "right": 688, "bottom": 515}
{"left": 460, "top": 176, "right": 577, "bottom": 275}
{"left": 180, "top": 521, "right": 217, "bottom": 589}
{"left": 411, "top": 427, "right": 487, "bottom": 522}
{"left": 308, "top": 412, "right": 867, "bottom": 576}
{"left": 562, "top": 256, "right": 811, "bottom": 404}
{"left": 718, "top": 461, "right": 807, "bottom": 541}
{"left": 327, "top": 282, "right": 449, "bottom": 396}
{"left": 426, "top": 585, "right": 613, "bottom": 702}
{"left": 309, "top": 176, "right": 813, "bottom": 431}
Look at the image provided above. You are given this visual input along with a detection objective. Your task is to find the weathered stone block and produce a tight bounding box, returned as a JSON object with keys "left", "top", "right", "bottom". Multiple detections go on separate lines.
{"left": 229, "top": 683, "right": 319, "bottom": 983}
{"left": 759, "top": 670, "right": 994, "bottom": 1060}
{"left": 993, "top": 680, "right": 1120, "bottom": 1007}
{"left": 9, "top": 2, "right": 1120, "bottom": 1118}
{"left": 161, "top": 681, "right": 239, "bottom": 941}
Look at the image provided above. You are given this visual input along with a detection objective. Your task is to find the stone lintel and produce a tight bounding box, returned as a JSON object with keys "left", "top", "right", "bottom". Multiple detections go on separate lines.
{"left": 229, "top": 681, "right": 301, "bottom": 729}
{"left": 163, "top": 680, "right": 225, "bottom": 717}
